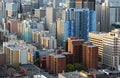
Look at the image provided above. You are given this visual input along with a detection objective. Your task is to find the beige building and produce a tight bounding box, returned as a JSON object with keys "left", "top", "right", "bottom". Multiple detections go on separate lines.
{"left": 56, "top": 18, "right": 64, "bottom": 46}
{"left": 41, "top": 36, "right": 57, "bottom": 49}
{"left": 3, "top": 40, "right": 37, "bottom": 66}
{"left": 103, "top": 29, "right": 120, "bottom": 68}
{"left": 89, "top": 32, "right": 106, "bottom": 58}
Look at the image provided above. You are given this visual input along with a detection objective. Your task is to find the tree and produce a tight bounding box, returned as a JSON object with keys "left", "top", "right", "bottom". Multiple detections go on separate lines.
{"left": 66, "top": 64, "right": 74, "bottom": 72}
{"left": 74, "top": 63, "right": 84, "bottom": 71}
{"left": 34, "top": 58, "right": 40, "bottom": 67}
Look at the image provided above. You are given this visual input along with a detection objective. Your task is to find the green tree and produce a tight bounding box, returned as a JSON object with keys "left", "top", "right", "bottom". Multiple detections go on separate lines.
{"left": 34, "top": 58, "right": 40, "bottom": 67}
{"left": 66, "top": 64, "right": 74, "bottom": 72}
{"left": 74, "top": 63, "right": 84, "bottom": 71}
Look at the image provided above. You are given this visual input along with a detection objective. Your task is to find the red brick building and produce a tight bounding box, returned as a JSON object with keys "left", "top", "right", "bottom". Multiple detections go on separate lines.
{"left": 82, "top": 42, "right": 98, "bottom": 69}
{"left": 46, "top": 53, "right": 66, "bottom": 74}
{"left": 68, "top": 37, "right": 84, "bottom": 63}
{"left": 40, "top": 56, "right": 46, "bottom": 68}
{"left": 0, "top": 53, "right": 6, "bottom": 65}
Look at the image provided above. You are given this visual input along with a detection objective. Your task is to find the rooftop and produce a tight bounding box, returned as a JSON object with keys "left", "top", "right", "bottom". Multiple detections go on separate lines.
{"left": 59, "top": 71, "right": 83, "bottom": 78}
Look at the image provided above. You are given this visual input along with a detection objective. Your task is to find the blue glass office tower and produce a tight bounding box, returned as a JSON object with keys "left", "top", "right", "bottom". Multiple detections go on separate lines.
{"left": 64, "top": 8, "right": 96, "bottom": 41}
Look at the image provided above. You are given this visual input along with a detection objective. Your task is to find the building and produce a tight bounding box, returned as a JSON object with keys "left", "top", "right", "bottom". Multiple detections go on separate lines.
{"left": 53, "top": 0, "right": 62, "bottom": 8}
{"left": 0, "top": 3, "right": 2, "bottom": 24}
{"left": 0, "top": 53, "right": 6, "bottom": 65}
{"left": 46, "top": 49, "right": 73, "bottom": 74}
{"left": 100, "top": 0, "right": 120, "bottom": 32}
{"left": 56, "top": 18, "right": 64, "bottom": 46}
{"left": 64, "top": 8, "right": 96, "bottom": 41}
{"left": 68, "top": 37, "right": 84, "bottom": 63}
{"left": 34, "top": 49, "right": 54, "bottom": 68}
{"left": 82, "top": 42, "right": 98, "bottom": 69}
{"left": 75, "top": 0, "right": 95, "bottom": 10}
{"left": 3, "top": 40, "right": 37, "bottom": 66}
{"left": 17, "top": 21, "right": 23, "bottom": 38}
{"left": 89, "top": 32, "right": 106, "bottom": 58}
{"left": 65, "top": 0, "right": 75, "bottom": 8}
{"left": 34, "top": 8, "right": 46, "bottom": 20}
{"left": 32, "top": 30, "right": 49, "bottom": 49}
{"left": 31, "top": 0, "right": 39, "bottom": 9}
{"left": 46, "top": 52, "right": 66, "bottom": 74}
{"left": 22, "top": 20, "right": 38, "bottom": 42}
{"left": 6, "top": 2, "right": 18, "bottom": 17}
{"left": 103, "top": 29, "right": 120, "bottom": 68}
{"left": 5, "top": 19, "right": 18, "bottom": 33}
{"left": 46, "top": 7, "right": 56, "bottom": 30}
{"left": 20, "top": 64, "right": 40, "bottom": 76}
{"left": 58, "top": 71, "right": 92, "bottom": 78}
{"left": 41, "top": 36, "right": 57, "bottom": 49}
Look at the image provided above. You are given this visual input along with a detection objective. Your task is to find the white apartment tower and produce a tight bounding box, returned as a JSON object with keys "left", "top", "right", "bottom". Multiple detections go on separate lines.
{"left": 103, "top": 29, "right": 120, "bottom": 68}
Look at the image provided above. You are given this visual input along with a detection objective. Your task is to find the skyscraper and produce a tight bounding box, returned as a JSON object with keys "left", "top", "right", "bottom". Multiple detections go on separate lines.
{"left": 64, "top": 8, "right": 96, "bottom": 41}
{"left": 100, "top": 0, "right": 120, "bottom": 32}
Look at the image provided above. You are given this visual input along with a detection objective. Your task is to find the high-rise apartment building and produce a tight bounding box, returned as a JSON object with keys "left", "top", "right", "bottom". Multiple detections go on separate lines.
{"left": 89, "top": 32, "right": 106, "bottom": 58}
{"left": 68, "top": 37, "right": 84, "bottom": 63}
{"left": 64, "top": 8, "right": 96, "bottom": 40}
{"left": 82, "top": 42, "right": 98, "bottom": 69}
{"left": 103, "top": 29, "right": 120, "bottom": 68}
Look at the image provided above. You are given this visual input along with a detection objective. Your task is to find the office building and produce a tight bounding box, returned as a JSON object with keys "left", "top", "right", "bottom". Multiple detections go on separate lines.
{"left": 64, "top": 8, "right": 96, "bottom": 41}
{"left": 103, "top": 29, "right": 120, "bottom": 68}
{"left": 68, "top": 37, "right": 84, "bottom": 63}
{"left": 101, "top": 0, "right": 120, "bottom": 32}
{"left": 82, "top": 42, "right": 98, "bottom": 69}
